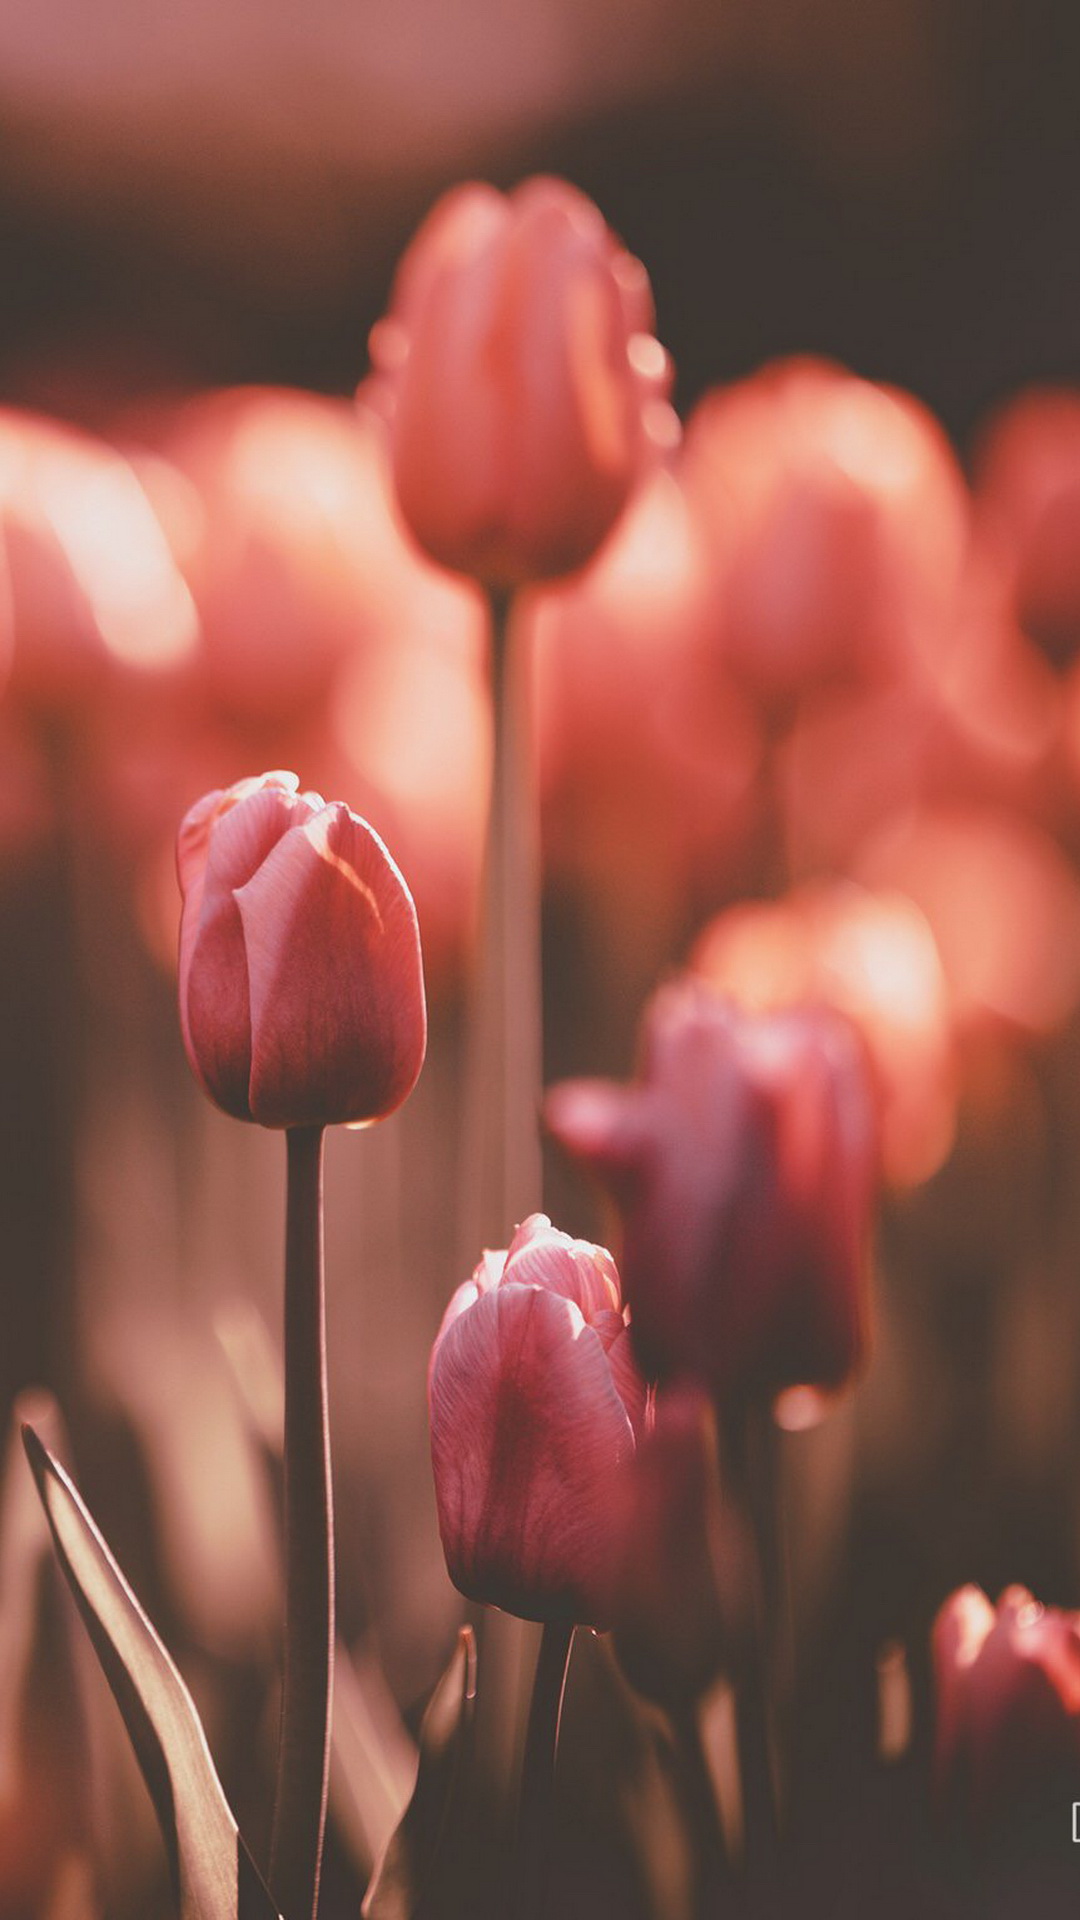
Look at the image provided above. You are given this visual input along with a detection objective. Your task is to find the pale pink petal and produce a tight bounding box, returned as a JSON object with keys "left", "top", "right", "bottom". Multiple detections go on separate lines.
{"left": 428, "top": 1281, "right": 635, "bottom": 1626}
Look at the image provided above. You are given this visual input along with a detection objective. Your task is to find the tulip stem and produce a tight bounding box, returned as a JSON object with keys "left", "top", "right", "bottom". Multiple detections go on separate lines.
{"left": 670, "top": 1703, "right": 730, "bottom": 1920}
{"left": 462, "top": 588, "right": 543, "bottom": 1254}
{"left": 270, "top": 1124, "right": 333, "bottom": 1920}
{"left": 728, "top": 1405, "right": 781, "bottom": 1903}
{"left": 513, "top": 1619, "right": 574, "bottom": 1920}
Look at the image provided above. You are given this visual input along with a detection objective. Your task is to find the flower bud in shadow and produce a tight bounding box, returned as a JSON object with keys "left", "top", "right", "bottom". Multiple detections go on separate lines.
{"left": 607, "top": 1382, "right": 755, "bottom": 1709}
{"left": 427, "top": 1213, "right": 647, "bottom": 1626}
{"left": 370, "top": 176, "right": 678, "bottom": 588}
{"left": 547, "top": 978, "right": 877, "bottom": 1416}
{"left": 933, "top": 1584, "right": 1080, "bottom": 1831}
{"left": 177, "top": 769, "right": 426, "bottom": 1126}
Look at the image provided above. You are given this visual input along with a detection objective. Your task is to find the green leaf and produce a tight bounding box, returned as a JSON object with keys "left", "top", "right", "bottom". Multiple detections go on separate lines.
{"left": 362, "top": 1628, "right": 477, "bottom": 1920}
{"left": 22, "top": 1424, "right": 281, "bottom": 1920}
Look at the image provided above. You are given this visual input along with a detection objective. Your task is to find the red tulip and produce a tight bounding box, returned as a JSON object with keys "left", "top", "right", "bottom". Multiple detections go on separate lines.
{"left": 974, "top": 386, "right": 1080, "bottom": 667}
{"left": 427, "top": 1213, "right": 647, "bottom": 1626}
{"left": 546, "top": 979, "right": 877, "bottom": 1415}
{"left": 682, "top": 358, "right": 969, "bottom": 706}
{"left": 691, "top": 881, "right": 958, "bottom": 1189}
{"left": 177, "top": 770, "right": 426, "bottom": 1127}
{"left": 607, "top": 1382, "right": 754, "bottom": 1707}
{"left": 933, "top": 1585, "right": 1080, "bottom": 1826}
{"left": 369, "top": 176, "right": 678, "bottom": 588}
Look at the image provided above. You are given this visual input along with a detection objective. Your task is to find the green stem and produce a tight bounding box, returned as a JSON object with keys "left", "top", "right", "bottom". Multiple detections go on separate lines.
{"left": 270, "top": 1125, "right": 333, "bottom": 1920}
{"left": 513, "top": 1621, "right": 574, "bottom": 1920}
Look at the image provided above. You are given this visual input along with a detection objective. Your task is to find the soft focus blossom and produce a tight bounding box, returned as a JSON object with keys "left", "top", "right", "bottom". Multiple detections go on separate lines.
{"left": 369, "top": 176, "right": 678, "bottom": 587}
{"left": 933, "top": 1585, "right": 1080, "bottom": 1827}
{"left": 607, "top": 1382, "right": 754, "bottom": 1707}
{"left": 547, "top": 980, "right": 877, "bottom": 1414}
{"left": 532, "top": 467, "right": 761, "bottom": 924}
{"left": 974, "top": 387, "right": 1080, "bottom": 668}
{"left": 691, "top": 881, "right": 958, "bottom": 1188}
{"left": 145, "top": 387, "right": 413, "bottom": 722}
{"left": 853, "top": 803, "right": 1080, "bottom": 1039}
{"left": 177, "top": 770, "right": 426, "bottom": 1127}
{"left": 681, "top": 357, "right": 969, "bottom": 706}
{"left": 427, "top": 1212, "right": 647, "bottom": 1626}
{"left": 0, "top": 407, "right": 197, "bottom": 712}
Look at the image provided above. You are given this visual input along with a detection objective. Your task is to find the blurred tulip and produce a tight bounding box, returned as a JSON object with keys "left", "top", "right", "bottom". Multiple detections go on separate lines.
{"left": 691, "top": 881, "right": 958, "bottom": 1188}
{"left": 608, "top": 1383, "right": 753, "bottom": 1708}
{"left": 682, "top": 357, "right": 969, "bottom": 707}
{"left": 146, "top": 387, "right": 416, "bottom": 723}
{"left": 370, "top": 176, "right": 678, "bottom": 587}
{"left": 427, "top": 1213, "right": 647, "bottom": 1626}
{"left": 547, "top": 979, "right": 877, "bottom": 1414}
{"left": 0, "top": 408, "right": 197, "bottom": 713}
{"left": 177, "top": 770, "right": 426, "bottom": 1127}
{"left": 532, "top": 467, "right": 761, "bottom": 924}
{"left": 933, "top": 1585, "right": 1080, "bottom": 1827}
{"left": 854, "top": 803, "right": 1080, "bottom": 1039}
{"left": 974, "top": 387, "right": 1080, "bottom": 667}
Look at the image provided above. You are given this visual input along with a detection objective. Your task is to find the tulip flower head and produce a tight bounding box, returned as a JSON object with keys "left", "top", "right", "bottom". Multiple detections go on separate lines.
{"left": 177, "top": 771, "right": 426, "bottom": 1127}
{"left": 428, "top": 1213, "right": 647, "bottom": 1626}
{"left": 370, "top": 176, "right": 678, "bottom": 588}
{"left": 547, "top": 979, "right": 877, "bottom": 1415}
{"left": 933, "top": 1585, "right": 1080, "bottom": 1829}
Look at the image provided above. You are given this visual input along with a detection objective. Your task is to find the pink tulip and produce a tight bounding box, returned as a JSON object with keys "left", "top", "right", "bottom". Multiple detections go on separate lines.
{"left": 682, "top": 358, "right": 969, "bottom": 706}
{"left": 546, "top": 979, "right": 877, "bottom": 1413}
{"left": 974, "top": 386, "right": 1080, "bottom": 667}
{"left": 933, "top": 1585, "right": 1080, "bottom": 1825}
{"left": 369, "top": 176, "right": 677, "bottom": 588}
{"left": 427, "top": 1213, "right": 647, "bottom": 1626}
{"left": 177, "top": 771, "right": 426, "bottom": 1127}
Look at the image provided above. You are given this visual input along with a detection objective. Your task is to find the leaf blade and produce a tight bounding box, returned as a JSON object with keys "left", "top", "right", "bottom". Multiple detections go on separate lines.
{"left": 22, "top": 1423, "right": 280, "bottom": 1920}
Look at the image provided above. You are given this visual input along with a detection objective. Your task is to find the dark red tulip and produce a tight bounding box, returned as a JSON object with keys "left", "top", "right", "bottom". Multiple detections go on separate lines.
{"left": 369, "top": 176, "right": 678, "bottom": 588}
{"left": 427, "top": 1213, "right": 647, "bottom": 1627}
{"left": 933, "top": 1585, "right": 1080, "bottom": 1827}
{"left": 177, "top": 770, "right": 427, "bottom": 1127}
{"left": 546, "top": 979, "right": 877, "bottom": 1413}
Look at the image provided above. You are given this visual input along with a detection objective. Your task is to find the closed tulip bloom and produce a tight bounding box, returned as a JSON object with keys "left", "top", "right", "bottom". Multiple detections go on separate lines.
{"left": 933, "top": 1585, "right": 1080, "bottom": 1826}
{"left": 177, "top": 771, "right": 426, "bottom": 1127}
{"left": 370, "top": 176, "right": 677, "bottom": 588}
{"left": 546, "top": 979, "right": 877, "bottom": 1412}
{"left": 428, "top": 1213, "right": 647, "bottom": 1626}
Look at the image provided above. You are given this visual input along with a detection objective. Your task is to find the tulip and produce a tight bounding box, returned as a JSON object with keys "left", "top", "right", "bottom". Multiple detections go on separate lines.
{"left": 427, "top": 1213, "right": 647, "bottom": 1627}
{"left": 974, "top": 387, "right": 1080, "bottom": 668}
{"left": 608, "top": 1382, "right": 754, "bottom": 1709}
{"left": 369, "top": 176, "right": 678, "bottom": 588}
{"left": 933, "top": 1585, "right": 1080, "bottom": 1827}
{"left": 681, "top": 358, "right": 969, "bottom": 706}
{"left": 690, "top": 881, "right": 958, "bottom": 1190}
{"left": 177, "top": 770, "right": 426, "bottom": 1128}
{"left": 546, "top": 979, "right": 877, "bottom": 1413}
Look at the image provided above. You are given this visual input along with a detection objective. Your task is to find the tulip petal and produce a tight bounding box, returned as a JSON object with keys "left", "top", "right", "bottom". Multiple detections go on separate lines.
{"left": 236, "top": 802, "right": 426, "bottom": 1128}
{"left": 429, "top": 1282, "right": 635, "bottom": 1626}
{"left": 181, "top": 778, "right": 318, "bottom": 1118}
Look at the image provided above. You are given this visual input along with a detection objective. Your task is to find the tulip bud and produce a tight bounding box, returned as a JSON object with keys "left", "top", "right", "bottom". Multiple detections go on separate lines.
{"left": 177, "top": 770, "right": 426, "bottom": 1127}
{"left": 607, "top": 1383, "right": 755, "bottom": 1708}
{"left": 933, "top": 1585, "right": 1080, "bottom": 1829}
{"left": 427, "top": 1213, "right": 647, "bottom": 1626}
{"left": 546, "top": 979, "right": 877, "bottom": 1414}
{"left": 369, "top": 176, "right": 678, "bottom": 588}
